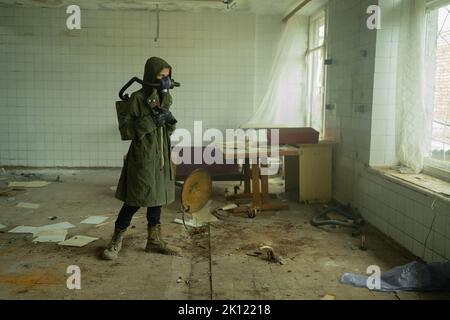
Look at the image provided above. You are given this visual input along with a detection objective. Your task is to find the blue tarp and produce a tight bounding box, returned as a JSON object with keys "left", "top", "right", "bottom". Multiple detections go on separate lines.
{"left": 341, "top": 261, "right": 450, "bottom": 292}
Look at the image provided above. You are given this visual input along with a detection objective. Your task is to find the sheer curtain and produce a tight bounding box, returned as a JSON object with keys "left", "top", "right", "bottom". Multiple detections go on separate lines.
{"left": 241, "top": 16, "right": 308, "bottom": 129}
{"left": 395, "top": 0, "right": 431, "bottom": 173}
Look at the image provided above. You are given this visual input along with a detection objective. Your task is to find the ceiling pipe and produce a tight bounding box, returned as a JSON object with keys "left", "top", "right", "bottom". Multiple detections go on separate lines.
{"left": 154, "top": 4, "right": 160, "bottom": 42}
{"left": 282, "top": 0, "right": 312, "bottom": 23}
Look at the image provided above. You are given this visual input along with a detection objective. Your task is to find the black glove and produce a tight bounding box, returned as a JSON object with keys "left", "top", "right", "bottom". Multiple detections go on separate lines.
{"left": 151, "top": 107, "right": 178, "bottom": 127}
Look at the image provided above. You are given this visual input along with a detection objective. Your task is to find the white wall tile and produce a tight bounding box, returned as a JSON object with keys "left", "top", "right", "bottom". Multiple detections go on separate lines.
{"left": 327, "top": 0, "right": 449, "bottom": 262}
{"left": 0, "top": 7, "right": 281, "bottom": 166}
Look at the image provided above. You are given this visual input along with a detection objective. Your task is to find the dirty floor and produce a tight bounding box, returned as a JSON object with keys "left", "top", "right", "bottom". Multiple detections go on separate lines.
{"left": 0, "top": 169, "right": 449, "bottom": 300}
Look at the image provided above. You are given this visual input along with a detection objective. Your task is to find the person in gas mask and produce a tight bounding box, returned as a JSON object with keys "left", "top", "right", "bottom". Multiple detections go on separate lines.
{"left": 102, "top": 57, "right": 180, "bottom": 260}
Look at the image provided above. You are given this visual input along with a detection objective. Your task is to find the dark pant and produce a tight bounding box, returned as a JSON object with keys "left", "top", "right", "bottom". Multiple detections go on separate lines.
{"left": 115, "top": 203, "right": 161, "bottom": 230}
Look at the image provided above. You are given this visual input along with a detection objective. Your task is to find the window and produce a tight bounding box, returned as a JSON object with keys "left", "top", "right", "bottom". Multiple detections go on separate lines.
{"left": 306, "top": 10, "right": 326, "bottom": 136}
{"left": 425, "top": 3, "right": 450, "bottom": 175}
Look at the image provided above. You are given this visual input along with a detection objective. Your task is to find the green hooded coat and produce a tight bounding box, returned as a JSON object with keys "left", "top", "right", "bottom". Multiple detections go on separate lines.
{"left": 115, "top": 57, "right": 176, "bottom": 207}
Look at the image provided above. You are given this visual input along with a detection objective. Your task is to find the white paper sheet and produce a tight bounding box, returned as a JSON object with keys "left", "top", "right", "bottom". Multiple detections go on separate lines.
{"left": 220, "top": 203, "right": 238, "bottom": 211}
{"left": 8, "top": 226, "right": 38, "bottom": 234}
{"left": 80, "top": 216, "right": 109, "bottom": 225}
{"left": 16, "top": 202, "right": 40, "bottom": 209}
{"left": 8, "top": 181, "right": 51, "bottom": 188}
{"left": 37, "top": 222, "right": 75, "bottom": 232}
{"left": 173, "top": 218, "right": 204, "bottom": 227}
{"left": 0, "top": 223, "right": 7, "bottom": 230}
{"left": 33, "top": 230, "right": 68, "bottom": 243}
{"left": 58, "top": 235, "right": 99, "bottom": 247}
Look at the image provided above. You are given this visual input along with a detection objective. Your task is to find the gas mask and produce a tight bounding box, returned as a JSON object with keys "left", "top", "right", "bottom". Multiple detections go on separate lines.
{"left": 158, "top": 76, "right": 172, "bottom": 92}
{"left": 158, "top": 76, "right": 177, "bottom": 92}
{"left": 118, "top": 76, "right": 180, "bottom": 101}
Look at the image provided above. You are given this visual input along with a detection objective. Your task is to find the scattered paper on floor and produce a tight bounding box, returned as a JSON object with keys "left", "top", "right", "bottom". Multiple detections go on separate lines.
{"left": 174, "top": 218, "right": 204, "bottom": 228}
{"left": 221, "top": 203, "right": 238, "bottom": 211}
{"left": 193, "top": 201, "right": 219, "bottom": 224}
{"left": 0, "top": 224, "right": 6, "bottom": 230}
{"left": 16, "top": 202, "right": 40, "bottom": 209}
{"left": 8, "top": 226, "right": 38, "bottom": 234}
{"left": 58, "top": 235, "right": 99, "bottom": 247}
{"left": 80, "top": 216, "right": 109, "bottom": 225}
{"left": 37, "top": 222, "right": 75, "bottom": 232}
{"left": 33, "top": 229, "right": 68, "bottom": 243}
{"left": 8, "top": 181, "right": 51, "bottom": 188}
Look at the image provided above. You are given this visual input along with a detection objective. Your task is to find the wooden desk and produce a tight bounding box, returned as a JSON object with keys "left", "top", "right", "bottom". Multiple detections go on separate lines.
{"left": 218, "top": 145, "right": 299, "bottom": 215}
{"left": 285, "top": 143, "right": 332, "bottom": 203}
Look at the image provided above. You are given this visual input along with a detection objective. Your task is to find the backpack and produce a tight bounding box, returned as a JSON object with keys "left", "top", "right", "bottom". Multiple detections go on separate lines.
{"left": 115, "top": 99, "right": 135, "bottom": 141}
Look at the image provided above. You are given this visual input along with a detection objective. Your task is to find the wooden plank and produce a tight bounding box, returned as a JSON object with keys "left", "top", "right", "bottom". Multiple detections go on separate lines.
{"left": 251, "top": 164, "right": 262, "bottom": 206}
{"left": 243, "top": 160, "right": 251, "bottom": 194}
{"left": 260, "top": 164, "right": 269, "bottom": 204}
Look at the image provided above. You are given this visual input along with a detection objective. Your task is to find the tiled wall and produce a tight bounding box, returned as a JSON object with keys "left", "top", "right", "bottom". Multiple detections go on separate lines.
{"left": 326, "top": 0, "right": 450, "bottom": 262}
{"left": 0, "top": 6, "right": 281, "bottom": 166}
{"left": 326, "top": 0, "right": 376, "bottom": 204}
{"left": 370, "top": 0, "right": 400, "bottom": 166}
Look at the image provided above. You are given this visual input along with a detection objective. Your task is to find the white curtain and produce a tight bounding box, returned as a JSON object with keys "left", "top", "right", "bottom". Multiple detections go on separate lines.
{"left": 395, "top": 0, "right": 431, "bottom": 173}
{"left": 241, "top": 16, "right": 308, "bottom": 129}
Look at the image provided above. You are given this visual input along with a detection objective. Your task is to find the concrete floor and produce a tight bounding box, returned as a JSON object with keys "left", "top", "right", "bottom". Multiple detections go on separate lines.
{"left": 0, "top": 168, "right": 448, "bottom": 300}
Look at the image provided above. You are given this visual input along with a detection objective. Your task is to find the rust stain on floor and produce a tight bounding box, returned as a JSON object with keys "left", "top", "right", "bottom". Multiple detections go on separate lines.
{"left": 0, "top": 272, "right": 61, "bottom": 289}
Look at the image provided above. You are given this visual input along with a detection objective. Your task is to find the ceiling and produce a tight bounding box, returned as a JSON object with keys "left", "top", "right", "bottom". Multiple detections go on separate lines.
{"left": 0, "top": 0, "right": 327, "bottom": 16}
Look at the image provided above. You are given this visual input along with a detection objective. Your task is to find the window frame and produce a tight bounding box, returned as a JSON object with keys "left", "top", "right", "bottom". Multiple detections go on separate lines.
{"left": 305, "top": 6, "right": 328, "bottom": 138}
{"left": 423, "top": 1, "right": 450, "bottom": 180}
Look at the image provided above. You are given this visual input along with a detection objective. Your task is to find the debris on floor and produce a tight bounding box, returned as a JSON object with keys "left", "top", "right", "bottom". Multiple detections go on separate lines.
{"left": 321, "top": 294, "right": 336, "bottom": 300}
{"left": 220, "top": 203, "right": 238, "bottom": 211}
{"left": 0, "top": 223, "right": 6, "bottom": 230}
{"left": 110, "top": 186, "right": 117, "bottom": 191}
{"left": 174, "top": 218, "right": 204, "bottom": 228}
{"left": 95, "top": 221, "right": 113, "bottom": 228}
{"left": 48, "top": 216, "right": 58, "bottom": 220}
{"left": 8, "top": 226, "right": 38, "bottom": 234}
{"left": 259, "top": 246, "right": 288, "bottom": 265}
{"left": 58, "top": 235, "right": 99, "bottom": 247}
{"left": 8, "top": 181, "right": 51, "bottom": 188}
{"left": 80, "top": 216, "right": 109, "bottom": 225}
{"left": 33, "top": 229, "right": 68, "bottom": 243}
{"left": 192, "top": 201, "right": 219, "bottom": 225}
{"left": 8, "top": 222, "right": 75, "bottom": 238}
{"left": 16, "top": 202, "right": 40, "bottom": 209}
{"left": 212, "top": 209, "right": 230, "bottom": 220}
{"left": 311, "top": 203, "right": 364, "bottom": 234}
{"left": 37, "top": 222, "right": 76, "bottom": 232}
{"left": 341, "top": 261, "right": 450, "bottom": 292}
{"left": 0, "top": 187, "right": 27, "bottom": 197}
{"left": 188, "top": 226, "right": 209, "bottom": 237}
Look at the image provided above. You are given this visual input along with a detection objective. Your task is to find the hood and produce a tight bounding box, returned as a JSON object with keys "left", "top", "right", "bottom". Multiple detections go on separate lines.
{"left": 142, "top": 57, "right": 172, "bottom": 97}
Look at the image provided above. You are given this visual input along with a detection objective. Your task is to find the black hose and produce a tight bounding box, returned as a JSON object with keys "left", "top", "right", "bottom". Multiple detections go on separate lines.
{"left": 119, "top": 76, "right": 181, "bottom": 101}
{"left": 311, "top": 205, "right": 364, "bottom": 230}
